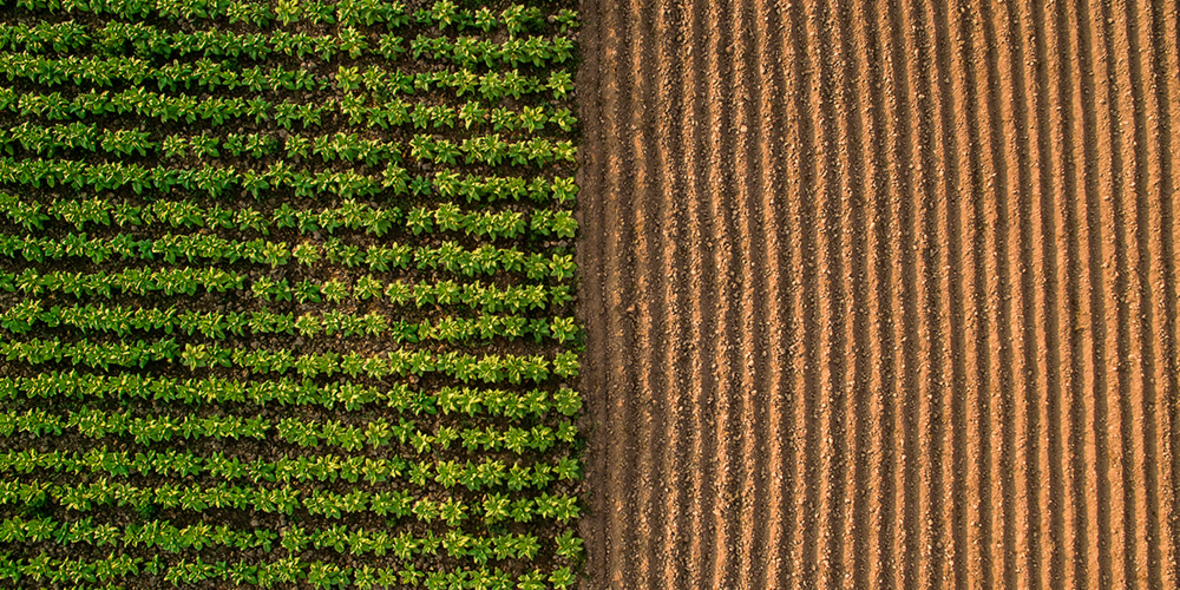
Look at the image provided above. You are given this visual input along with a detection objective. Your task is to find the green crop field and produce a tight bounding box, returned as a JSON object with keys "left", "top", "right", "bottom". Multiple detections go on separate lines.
{"left": 0, "top": 1, "right": 583, "bottom": 588}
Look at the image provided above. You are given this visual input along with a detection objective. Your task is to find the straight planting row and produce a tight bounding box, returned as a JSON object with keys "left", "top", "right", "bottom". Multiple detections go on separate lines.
{"left": 0, "top": 552, "right": 576, "bottom": 590}
{"left": 4, "top": 60, "right": 574, "bottom": 101}
{"left": 0, "top": 154, "right": 577, "bottom": 201}
{"left": 0, "top": 233, "right": 576, "bottom": 281}
{"left": 1, "top": 31, "right": 576, "bottom": 73}
{"left": 0, "top": 515, "right": 577, "bottom": 567}
{"left": 0, "top": 447, "right": 578, "bottom": 491}
{"left": 0, "top": 406, "right": 576, "bottom": 458}
{"left": 4, "top": 126, "right": 578, "bottom": 169}
{"left": 0, "top": 194, "right": 578, "bottom": 240}
{"left": 8, "top": 0, "right": 573, "bottom": 34}
{"left": 5, "top": 92, "right": 577, "bottom": 134}
{"left": 0, "top": 300, "right": 580, "bottom": 343}
{"left": 0, "top": 478, "right": 580, "bottom": 524}
{"left": 1, "top": 371, "right": 583, "bottom": 417}
{"left": 1, "top": 268, "right": 574, "bottom": 313}
{"left": 0, "top": 336, "right": 582, "bottom": 382}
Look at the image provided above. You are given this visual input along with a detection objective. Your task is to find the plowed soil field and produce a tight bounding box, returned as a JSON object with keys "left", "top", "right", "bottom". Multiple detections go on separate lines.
{"left": 575, "top": 0, "right": 1180, "bottom": 588}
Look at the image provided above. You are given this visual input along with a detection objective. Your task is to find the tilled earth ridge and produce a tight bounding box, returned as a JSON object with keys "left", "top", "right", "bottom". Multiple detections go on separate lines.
{"left": 575, "top": 0, "right": 1180, "bottom": 588}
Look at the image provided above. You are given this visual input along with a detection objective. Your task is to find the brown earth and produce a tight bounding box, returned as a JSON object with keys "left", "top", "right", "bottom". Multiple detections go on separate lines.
{"left": 574, "top": 0, "right": 1180, "bottom": 588}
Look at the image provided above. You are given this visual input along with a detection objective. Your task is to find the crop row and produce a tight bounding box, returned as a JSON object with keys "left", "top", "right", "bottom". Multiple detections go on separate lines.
{"left": 2, "top": 32, "right": 575, "bottom": 82}
{"left": 0, "top": 193, "right": 577, "bottom": 242}
{"left": 0, "top": 404, "right": 576, "bottom": 454}
{"left": 2, "top": 13, "right": 580, "bottom": 61}
{"left": 0, "top": 446, "right": 578, "bottom": 491}
{"left": 5, "top": 53, "right": 573, "bottom": 100}
{"left": 4, "top": 88, "right": 577, "bottom": 140}
{"left": 1, "top": 268, "right": 574, "bottom": 313}
{"left": 1, "top": 371, "right": 583, "bottom": 418}
{"left": 1, "top": 332, "right": 580, "bottom": 377}
{"left": 8, "top": 0, "right": 573, "bottom": 34}
{"left": 6, "top": 115, "right": 573, "bottom": 172}
{"left": 2, "top": 54, "right": 571, "bottom": 98}
{"left": 0, "top": 336, "right": 582, "bottom": 382}
{"left": 5, "top": 125, "right": 578, "bottom": 170}
{"left": 0, "top": 476, "right": 581, "bottom": 524}
{"left": 4, "top": 88, "right": 578, "bottom": 136}
{"left": 0, "top": 300, "right": 581, "bottom": 343}
{"left": 1, "top": 265, "right": 242, "bottom": 295}
{"left": 176, "top": 343, "right": 582, "bottom": 383}
{"left": 0, "top": 515, "right": 578, "bottom": 567}
{"left": 0, "top": 232, "right": 577, "bottom": 281}
{"left": 0, "top": 160, "right": 573, "bottom": 206}
{"left": 0, "top": 552, "right": 576, "bottom": 590}
{"left": 0, "top": 155, "right": 577, "bottom": 204}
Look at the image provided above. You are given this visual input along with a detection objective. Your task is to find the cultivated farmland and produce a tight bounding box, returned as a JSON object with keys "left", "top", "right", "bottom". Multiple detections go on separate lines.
{"left": 577, "top": 0, "right": 1180, "bottom": 589}
{"left": 0, "top": 1, "right": 583, "bottom": 588}
{"left": 3, "top": 0, "right": 1180, "bottom": 589}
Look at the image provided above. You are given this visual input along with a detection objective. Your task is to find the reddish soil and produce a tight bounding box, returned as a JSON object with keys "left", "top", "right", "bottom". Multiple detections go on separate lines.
{"left": 574, "top": 0, "right": 1180, "bottom": 588}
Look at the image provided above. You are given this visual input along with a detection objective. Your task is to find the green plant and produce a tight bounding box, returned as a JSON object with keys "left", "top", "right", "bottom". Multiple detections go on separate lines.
{"left": 0, "top": 2, "right": 583, "bottom": 582}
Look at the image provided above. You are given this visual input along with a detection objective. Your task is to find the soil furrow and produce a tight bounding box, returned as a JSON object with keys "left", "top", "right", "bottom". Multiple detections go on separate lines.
{"left": 1142, "top": 2, "right": 1180, "bottom": 587}
{"left": 662, "top": 0, "right": 699, "bottom": 584}
{"left": 1095, "top": 2, "right": 1132, "bottom": 586}
{"left": 862, "top": 0, "right": 900, "bottom": 586}
{"left": 955, "top": 2, "right": 996, "bottom": 584}
{"left": 881, "top": 1, "right": 923, "bottom": 587}
{"left": 733, "top": 0, "right": 773, "bottom": 585}
{"left": 1071, "top": 2, "right": 1104, "bottom": 587}
{"left": 1150, "top": 3, "right": 1180, "bottom": 585}
{"left": 573, "top": 0, "right": 609, "bottom": 579}
{"left": 975, "top": 2, "right": 1014, "bottom": 586}
{"left": 781, "top": 1, "right": 823, "bottom": 586}
{"left": 1047, "top": 1, "right": 1090, "bottom": 586}
{"left": 800, "top": 7, "right": 826, "bottom": 587}
{"left": 575, "top": 1, "right": 1180, "bottom": 588}
{"left": 683, "top": 0, "right": 718, "bottom": 583}
{"left": 593, "top": 0, "right": 634, "bottom": 582}
{"left": 625, "top": 0, "right": 666, "bottom": 584}
{"left": 1136, "top": 0, "right": 1173, "bottom": 582}
{"left": 1121, "top": 1, "right": 1162, "bottom": 585}
{"left": 995, "top": 8, "right": 1031, "bottom": 587}
{"left": 1027, "top": 0, "right": 1060, "bottom": 585}
{"left": 928, "top": 0, "right": 972, "bottom": 584}
{"left": 612, "top": 0, "right": 644, "bottom": 580}
{"left": 811, "top": 1, "right": 850, "bottom": 587}
{"left": 641, "top": 2, "right": 683, "bottom": 589}
{"left": 902, "top": 0, "right": 950, "bottom": 586}
{"left": 841, "top": 1, "right": 877, "bottom": 587}
{"left": 697, "top": 0, "right": 733, "bottom": 585}
{"left": 763, "top": 2, "right": 800, "bottom": 587}
{"left": 709, "top": 0, "right": 746, "bottom": 586}
{"left": 1111, "top": 0, "right": 1152, "bottom": 584}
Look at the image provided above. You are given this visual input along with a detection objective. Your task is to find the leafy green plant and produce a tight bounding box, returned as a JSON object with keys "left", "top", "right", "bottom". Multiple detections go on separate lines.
{"left": 0, "top": 1, "right": 582, "bottom": 583}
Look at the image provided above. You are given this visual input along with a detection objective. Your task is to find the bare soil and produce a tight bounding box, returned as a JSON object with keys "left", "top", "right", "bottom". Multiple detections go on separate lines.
{"left": 575, "top": 0, "right": 1180, "bottom": 588}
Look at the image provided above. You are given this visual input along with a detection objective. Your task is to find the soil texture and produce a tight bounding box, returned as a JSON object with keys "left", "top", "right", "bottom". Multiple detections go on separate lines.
{"left": 576, "top": 0, "right": 1180, "bottom": 588}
